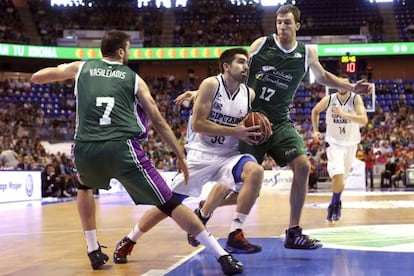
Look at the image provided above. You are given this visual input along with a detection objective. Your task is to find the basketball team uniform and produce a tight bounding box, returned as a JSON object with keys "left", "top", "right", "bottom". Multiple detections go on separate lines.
{"left": 239, "top": 34, "right": 308, "bottom": 165}
{"left": 325, "top": 92, "right": 361, "bottom": 177}
{"left": 171, "top": 75, "right": 256, "bottom": 198}
{"left": 73, "top": 59, "right": 173, "bottom": 205}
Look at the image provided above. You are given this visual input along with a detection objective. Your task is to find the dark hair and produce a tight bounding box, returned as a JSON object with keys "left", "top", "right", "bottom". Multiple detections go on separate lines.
{"left": 276, "top": 4, "right": 301, "bottom": 23}
{"left": 218, "top": 48, "right": 248, "bottom": 73}
{"left": 100, "top": 30, "right": 130, "bottom": 58}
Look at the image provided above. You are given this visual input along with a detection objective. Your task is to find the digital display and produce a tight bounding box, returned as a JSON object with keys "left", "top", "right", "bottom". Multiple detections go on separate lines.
{"left": 341, "top": 54, "right": 357, "bottom": 74}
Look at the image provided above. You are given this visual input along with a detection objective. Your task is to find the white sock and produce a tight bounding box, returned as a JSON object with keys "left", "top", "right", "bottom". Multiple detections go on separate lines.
{"left": 230, "top": 212, "right": 248, "bottom": 233}
{"left": 200, "top": 208, "right": 210, "bottom": 218}
{"left": 85, "top": 230, "right": 98, "bottom": 253}
{"left": 127, "top": 224, "right": 144, "bottom": 242}
{"left": 195, "top": 230, "right": 227, "bottom": 259}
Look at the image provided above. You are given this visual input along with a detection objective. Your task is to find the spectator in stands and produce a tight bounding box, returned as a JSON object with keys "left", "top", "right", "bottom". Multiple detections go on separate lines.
{"left": 391, "top": 159, "right": 407, "bottom": 188}
{"left": 380, "top": 158, "right": 396, "bottom": 188}
{"left": 17, "top": 155, "right": 34, "bottom": 170}
{"left": 41, "top": 163, "right": 59, "bottom": 197}
{"left": 375, "top": 150, "right": 388, "bottom": 165}
{"left": 0, "top": 146, "right": 19, "bottom": 169}
{"left": 364, "top": 147, "right": 375, "bottom": 189}
{"left": 308, "top": 154, "right": 319, "bottom": 190}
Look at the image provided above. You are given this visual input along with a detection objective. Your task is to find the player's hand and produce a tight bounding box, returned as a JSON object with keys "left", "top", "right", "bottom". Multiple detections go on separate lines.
{"left": 353, "top": 80, "right": 373, "bottom": 95}
{"left": 176, "top": 158, "right": 189, "bottom": 184}
{"left": 234, "top": 122, "right": 262, "bottom": 145}
{"left": 331, "top": 106, "right": 344, "bottom": 117}
{"left": 174, "top": 91, "right": 196, "bottom": 105}
{"left": 312, "top": 131, "right": 322, "bottom": 143}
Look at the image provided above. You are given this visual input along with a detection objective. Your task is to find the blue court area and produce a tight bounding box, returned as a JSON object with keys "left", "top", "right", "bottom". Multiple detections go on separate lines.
{"left": 165, "top": 237, "right": 414, "bottom": 275}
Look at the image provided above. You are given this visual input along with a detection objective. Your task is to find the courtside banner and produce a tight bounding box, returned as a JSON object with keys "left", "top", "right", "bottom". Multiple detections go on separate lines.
{"left": 0, "top": 171, "right": 42, "bottom": 203}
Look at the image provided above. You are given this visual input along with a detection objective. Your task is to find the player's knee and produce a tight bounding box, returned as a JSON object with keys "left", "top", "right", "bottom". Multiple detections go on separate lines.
{"left": 252, "top": 163, "right": 264, "bottom": 177}
{"left": 243, "top": 162, "right": 264, "bottom": 183}
{"left": 157, "top": 195, "right": 181, "bottom": 217}
{"left": 292, "top": 156, "right": 311, "bottom": 174}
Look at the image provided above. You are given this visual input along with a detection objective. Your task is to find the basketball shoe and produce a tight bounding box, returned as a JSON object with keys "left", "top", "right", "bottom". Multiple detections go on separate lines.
{"left": 113, "top": 236, "right": 136, "bottom": 264}
{"left": 88, "top": 244, "right": 109, "bottom": 269}
{"left": 326, "top": 201, "right": 342, "bottom": 222}
{"left": 225, "top": 229, "right": 262, "bottom": 254}
{"left": 284, "top": 226, "right": 322, "bottom": 250}
{"left": 217, "top": 254, "right": 243, "bottom": 275}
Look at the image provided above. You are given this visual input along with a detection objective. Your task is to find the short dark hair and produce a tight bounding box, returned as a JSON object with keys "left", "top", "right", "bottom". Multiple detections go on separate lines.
{"left": 276, "top": 4, "right": 301, "bottom": 23}
{"left": 218, "top": 48, "right": 248, "bottom": 73}
{"left": 100, "top": 30, "right": 130, "bottom": 58}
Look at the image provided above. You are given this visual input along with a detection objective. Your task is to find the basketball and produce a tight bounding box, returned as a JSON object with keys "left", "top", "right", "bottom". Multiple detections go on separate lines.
{"left": 243, "top": 112, "right": 272, "bottom": 144}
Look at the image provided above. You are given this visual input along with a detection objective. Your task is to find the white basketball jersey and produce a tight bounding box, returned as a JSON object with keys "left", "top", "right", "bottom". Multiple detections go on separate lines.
{"left": 185, "top": 74, "right": 251, "bottom": 156}
{"left": 325, "top": 92, "right": 361, "bottom": 146}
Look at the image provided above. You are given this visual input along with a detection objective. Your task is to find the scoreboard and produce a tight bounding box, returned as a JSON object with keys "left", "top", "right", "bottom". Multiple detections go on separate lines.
{"left": 341, "top": 53, "right": 357, "bottom": 74}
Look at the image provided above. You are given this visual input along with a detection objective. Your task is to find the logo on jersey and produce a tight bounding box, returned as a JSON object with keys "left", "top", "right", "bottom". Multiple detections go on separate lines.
{"left": 213, "top": 101, "right": 223, "bottom": 112}
{"left": 262, "top": 65, "right": 276, "bottom": 72}
{"left": 294, "top": 52, "right": 302, "bottom": 58}
{"left": 284, "top": 148, "right": 297, "bottom": 157}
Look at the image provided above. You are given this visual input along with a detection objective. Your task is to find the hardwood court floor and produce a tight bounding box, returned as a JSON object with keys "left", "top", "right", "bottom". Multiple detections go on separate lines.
{"left": 1, "top": 189, "right": 414, "bottom": 276}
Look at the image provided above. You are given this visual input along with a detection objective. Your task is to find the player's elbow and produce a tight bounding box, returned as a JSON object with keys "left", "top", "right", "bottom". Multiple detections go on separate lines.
{"left": 311, "top": 109, "right": 319, "bottom": 118}
{"left": 359, "top": 116, "right": 368, "bottom": 126}
{"left": 31, "top": 74, "right": 42, "bottom": 84}
{"left": 192, "top": 121, "right": 203, "bottom": 133}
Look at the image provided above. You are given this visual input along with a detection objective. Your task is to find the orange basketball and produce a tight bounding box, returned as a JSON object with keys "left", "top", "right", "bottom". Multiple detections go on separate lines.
{"left": 243, "top": 112, "right": 272, "bottom": 144}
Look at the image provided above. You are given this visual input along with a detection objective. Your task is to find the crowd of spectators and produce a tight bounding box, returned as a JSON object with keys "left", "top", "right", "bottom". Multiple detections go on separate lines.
{"left": 0, "top": 0, "right": 30, "bottom": 44}
{"left": 0, "top": 74, "right": 413, "bottom": 198}
{"left": 173, "top": 0, "right": 263, "bottom": 46}
{"left": 27, "top": 0, "right": 164, "bottom": 46}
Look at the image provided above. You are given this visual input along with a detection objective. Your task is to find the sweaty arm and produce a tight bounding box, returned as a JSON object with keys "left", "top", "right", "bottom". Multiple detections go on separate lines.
{"left": 248, "top": 36, "right": 266, "bottom": 56}
{"left": 332, "top": 94, "right": 368, "bottom": 126}
{"left": 31, "top": 61, "right": 83, "bottom": 84}
{"left": 307, "top": 46, "right": 372, "bottom": 95}
{"left": 137, "top": 76, "right": 185, "bottom": 161}
{"left": 136, "top": 75, "right": 189, "bottom": 182}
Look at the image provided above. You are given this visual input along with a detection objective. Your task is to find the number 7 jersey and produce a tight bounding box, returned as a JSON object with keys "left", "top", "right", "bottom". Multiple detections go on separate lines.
{"left": 185, "top": 74, "right": 251, "bottom": 156}
{"left": 74, "top": 59, "right": 146, "bottom": 142}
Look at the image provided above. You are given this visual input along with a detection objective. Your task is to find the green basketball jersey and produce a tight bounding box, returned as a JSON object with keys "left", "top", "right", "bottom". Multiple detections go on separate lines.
{"left": 247, "top": 34, "right": 307, "bottom": 123}
{"left": 74, "top": 59, "right": 145, "bottom": 142}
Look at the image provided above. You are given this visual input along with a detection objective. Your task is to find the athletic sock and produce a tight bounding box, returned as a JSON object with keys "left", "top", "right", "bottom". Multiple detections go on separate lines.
{"left": 127, "top": 223, "right": 144, "bottom": 242}
{"left": 195, "top": 230, "right": 227, "bottom": 259}
{"left": 85, "top": 230, "right": 99, "bottom": 253}
{"left": 199, "top": 208, "right": 210, "bottom": 219}
{"left": 230, "top": 212, "right": 247, "bottom": 233}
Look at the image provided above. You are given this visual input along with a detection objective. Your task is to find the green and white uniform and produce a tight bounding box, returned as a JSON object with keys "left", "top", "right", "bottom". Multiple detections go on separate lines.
{"left": 240, "top": 34, "right": 308, "bottom": 165}
{"left": 73, "top": 59, "right": 173, "bottom": 205}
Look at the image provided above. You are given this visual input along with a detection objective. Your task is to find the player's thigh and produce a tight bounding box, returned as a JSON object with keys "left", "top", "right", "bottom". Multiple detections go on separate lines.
{"left": 215, "top": 154, "right": 256, "bottom": 192}
{"left": 327, "top": 145, "right": 346, "bottom": 176}
{"left": 73, "top": 142, "right": 112, "bottom": 189}
{"left": 113, "top": 139, "right": 173, "bottom": 205}
{"left": 344, "top": 145, "right": 358, "bottom": 176}
{"left": 268, "top": 123, "right": 307, "bottom": 167}
{"left": 239, "top": 140, "right": 267, "bottom": 164}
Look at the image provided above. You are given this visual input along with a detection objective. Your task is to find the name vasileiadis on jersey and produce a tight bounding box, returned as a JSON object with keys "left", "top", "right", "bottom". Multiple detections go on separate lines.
{"left": 89, "top": 68, "right": 126, "bottom": 79}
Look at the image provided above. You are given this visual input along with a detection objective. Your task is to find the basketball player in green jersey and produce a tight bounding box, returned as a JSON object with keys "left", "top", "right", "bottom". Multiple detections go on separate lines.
{"left": 31, "top": 30, "right": 242, "bottom": 275}
{"left": 166, "top": 4, "right": 372, "bottom": 251}
{"left": 240, "top": 4, "right": 371, "bottom": 249}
